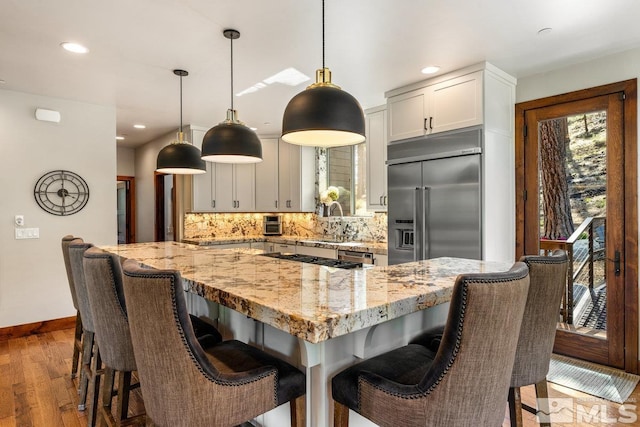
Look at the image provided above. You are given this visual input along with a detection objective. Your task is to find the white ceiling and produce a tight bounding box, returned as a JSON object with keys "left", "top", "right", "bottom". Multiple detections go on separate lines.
{"left": 2, "top": 0, "right": 640, "bottom": 148}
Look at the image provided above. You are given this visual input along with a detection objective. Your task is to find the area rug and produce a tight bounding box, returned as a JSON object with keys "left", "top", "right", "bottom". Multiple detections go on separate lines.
{"left": 547, "top": 354, "right": 640, "bottom": 403}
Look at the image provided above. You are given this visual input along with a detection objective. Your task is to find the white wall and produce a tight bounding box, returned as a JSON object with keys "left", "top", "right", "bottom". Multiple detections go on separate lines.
{"left": 117, "top": 146, "right": 135, "bottom": 176}
{"left": 134, "top": 131, "right": 174, "bottom": 242}
{"left": 516, "top": 46, "right": 640, "bottom": 358}
{"left": 0, "top": 89, "right": 116, "bottom": 327}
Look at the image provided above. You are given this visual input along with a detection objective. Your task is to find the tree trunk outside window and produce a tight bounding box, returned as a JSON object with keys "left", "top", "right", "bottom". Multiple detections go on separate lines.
{"left": 539, "top": 118, "right": 575, "bottom": 239}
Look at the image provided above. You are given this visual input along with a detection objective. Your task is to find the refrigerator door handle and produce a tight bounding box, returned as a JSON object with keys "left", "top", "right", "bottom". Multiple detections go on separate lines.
{"left": 414, "top": 187, "right": 422, "bottom": 261}
{"left": 423, "top": 187, "right": 431, "bottom": 259}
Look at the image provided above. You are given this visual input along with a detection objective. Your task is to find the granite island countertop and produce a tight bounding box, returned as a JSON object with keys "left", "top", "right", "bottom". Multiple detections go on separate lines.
{"left": 101, "top": 241, "right": 512, "bottom": 344}
{"left": 183, "top": 235, "right": 389, "bottom": 255}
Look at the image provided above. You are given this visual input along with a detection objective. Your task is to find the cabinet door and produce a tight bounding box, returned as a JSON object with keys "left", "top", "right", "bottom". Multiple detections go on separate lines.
{"left": 366, "top": 108, "right": 388, "bottom": 211}
{"left": 214, "top": 163, "right": 234, "bottom": 211}
{"left": 255, "top": 138, "right": 279, "bottom": 211}
{"left": 234, "top": 163, "right": 255, "bottom": 211}
{"left": 278, "top": 141, "right": 296, "bottom": 210}
{"left": 191, "top": 129, "right": 217, "bottom": 211}
{"left": 387, "top": 88, "right": 427, "bottom": 142}
{"left": 427, "top": 71, "right": 483, "bottom": 134}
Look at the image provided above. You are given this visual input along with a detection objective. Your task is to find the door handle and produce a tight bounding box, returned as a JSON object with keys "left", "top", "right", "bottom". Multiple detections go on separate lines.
{"left": 424, "top": 118, "right": 428, "bottom": 131}
{"left": 429, "top": 117, "right": 433, "bottom": 130}
{"left": 414, "top": 188, "right": 421, "bottom": 261}
{"left": 614, "top": 250, "right": 621, "bottom": 276}
{"left": 383, "top": 195, "right": 387, "bottom": 206}
{"left": 423, "top": 187, "right": 430, "bottom": 259}
{"left": 275, "top": 200, "right": 278, "bottom": 208}
{"left": 211, "top": 200, "right": 216, "bottom": 208}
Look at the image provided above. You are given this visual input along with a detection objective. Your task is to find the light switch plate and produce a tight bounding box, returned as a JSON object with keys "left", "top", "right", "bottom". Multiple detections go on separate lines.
{"left": 15, "top": 228, "right": 39, "bottom": 239}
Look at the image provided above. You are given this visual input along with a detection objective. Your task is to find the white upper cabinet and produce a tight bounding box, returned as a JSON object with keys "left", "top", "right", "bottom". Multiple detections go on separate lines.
{"left": 365, "top": 106, "right": 388, "bottom": 211}
{"left": 427, "top": 71, "right": 482, "bottom": 134}
{"left": 214, "top": 163, "right": 255, "bottom": 211}
{"left": 255, "top": 138, "right": 279, "bottom": 211}
{"left": 388, "top": 89, "right": 428, "bottom": 142}
{"left": 387, "top": 69, "right": 483, "bottom": 142}
{"left": 189, "top": 126, "right": 217, "bottom": 212}
{"left": 279, "top": 141, "right": 315, "bottom": 212}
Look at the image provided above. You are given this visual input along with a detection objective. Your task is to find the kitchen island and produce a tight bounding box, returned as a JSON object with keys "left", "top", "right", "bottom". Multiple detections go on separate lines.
{"left": 102, "top": 241, "right": 512, "bottom": 426}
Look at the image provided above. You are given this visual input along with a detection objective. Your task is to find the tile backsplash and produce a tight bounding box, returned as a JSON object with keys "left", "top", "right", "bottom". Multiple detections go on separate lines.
{"left": 184, "top": 212, "right": 387, "bottom": 243}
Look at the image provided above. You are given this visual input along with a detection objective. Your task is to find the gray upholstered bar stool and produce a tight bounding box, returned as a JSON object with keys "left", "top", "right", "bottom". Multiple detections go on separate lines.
{"left": 331, "top": 263, "right": 530, "bottom": 427}
{"left": 82, "top": 247, "right": 145, "bottom": 426}
{"left": 61, "top": 235, "right": 84, "bottom": 380}
{"left": 507, "top": 250, "right": 568, "bottom": 427}
{"left": 121, "top": 259, "right": 306, "bottom": 427}
{"left": 69, "top": 241, "right": 101, "bottom": 426}
{"left": 409, "top": 251, "right": 568, "bottom": 427}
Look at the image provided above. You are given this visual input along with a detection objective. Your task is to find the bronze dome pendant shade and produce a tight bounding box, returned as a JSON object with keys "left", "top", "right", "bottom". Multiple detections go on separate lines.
{"left": 201, "top": 29, "right": 262, "bottom": 164}
{"left": 281, "top": 0, "right": 365, "bottom": 147}
{"left": 156, "top": 69, "right": 206, "bottom": 174}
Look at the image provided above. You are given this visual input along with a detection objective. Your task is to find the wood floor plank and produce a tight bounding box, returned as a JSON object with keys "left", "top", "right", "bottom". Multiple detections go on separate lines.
{"left": 6, "top": 326, "right": 640, "bottom": 426}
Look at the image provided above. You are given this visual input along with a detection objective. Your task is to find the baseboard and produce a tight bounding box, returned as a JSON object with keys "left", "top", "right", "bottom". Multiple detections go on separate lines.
{"left": 0, "top": 316, "right": 76, "bottom": 340}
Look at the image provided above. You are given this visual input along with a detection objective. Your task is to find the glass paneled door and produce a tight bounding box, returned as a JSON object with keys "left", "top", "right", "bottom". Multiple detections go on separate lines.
{"left": 517, "top": 84, "right": 637, "bottom": 370}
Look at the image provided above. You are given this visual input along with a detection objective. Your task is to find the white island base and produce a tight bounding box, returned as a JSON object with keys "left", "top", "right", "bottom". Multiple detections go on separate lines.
{"left": 187, "top": 293, "right": 449, "bottom": 427}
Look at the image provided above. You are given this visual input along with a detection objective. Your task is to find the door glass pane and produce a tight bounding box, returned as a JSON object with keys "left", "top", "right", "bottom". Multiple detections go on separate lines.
{"left": 538, "top": 111, "right": 607, "bottom": 337}
{"left": 117, "top": 181, "right": 126, "bottom": 244}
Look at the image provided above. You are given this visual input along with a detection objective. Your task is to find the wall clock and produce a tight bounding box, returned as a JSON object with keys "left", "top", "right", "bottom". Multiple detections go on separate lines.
{"left": 34, "top": 170, "right": 89, "bottom": 216}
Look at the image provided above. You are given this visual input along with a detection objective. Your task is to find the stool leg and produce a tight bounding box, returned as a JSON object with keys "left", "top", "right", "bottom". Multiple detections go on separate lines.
{"left": 508, "top": 387, "right": 523, "bottom": 427}
{"left": 78, "top": 331, "right": 94, "bottom": 410}
{"left": 290, "top": 395, "right": 305, "bottom": 427}
{"left": 535, "top": 380, "right": 551, "bottom": 427}
{"left": 71, "top": 311, "right": 83, "bottom": 379}
{"left": 334, "top": 401, "right": 349, "bottom": 427}
{"left": 116, "top": 371, "right": 132, "bottom": 421}
{"left": 88, "top": 347, "right": 102, "bottom": 427}
{"left": 99, "top": 367, "right": 115, "bottom": 427}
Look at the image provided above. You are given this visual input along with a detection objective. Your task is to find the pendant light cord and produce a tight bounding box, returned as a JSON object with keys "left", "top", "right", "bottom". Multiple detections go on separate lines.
{"left": 179, "top": 73, "right": 183, "bottom": 133}
{"left": 322, "top": 0, "right": 325, "bottom": 70}
{"left": 230, "top": 35, "right": 234, "bottom": 111}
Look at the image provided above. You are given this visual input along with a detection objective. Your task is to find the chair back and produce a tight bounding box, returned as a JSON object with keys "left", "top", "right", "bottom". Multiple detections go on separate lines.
{"left": 69, "top": 242, "right": 95, "bottom": 333}
{"left": 83, "top": 247, "right": 136, "bottom": 372}
{"left": 511, "top": 250, "right": 568, "bottom": 387}
{"left": 61, "top": 235, "right": 81, "bottom": 309}
{"left": 121, "top": 259, "right": 277, "bottom": 426}
{"left": 361, "top": 263, "right": 530, "bottom": 427}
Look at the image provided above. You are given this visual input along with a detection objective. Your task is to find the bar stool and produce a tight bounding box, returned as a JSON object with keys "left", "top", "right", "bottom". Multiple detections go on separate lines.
{"left": 61, "top": 235, "right": 84, "bottom": 380}
{"left": 331, "top": 263, "right": 530, "bottom": 427}
{"left": 121, "top": 259, "right": 306, "bottom": 427}
{"left": 69, "top": 241, "right": 101, "bottom": 426}
{"left": 82, "top": 247, "right": 145, "bottom": 426}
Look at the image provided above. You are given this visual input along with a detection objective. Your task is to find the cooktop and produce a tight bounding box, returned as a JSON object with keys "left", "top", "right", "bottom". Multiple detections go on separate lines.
{"left": 261, "top": 252, "right": 362, "bottom": 269}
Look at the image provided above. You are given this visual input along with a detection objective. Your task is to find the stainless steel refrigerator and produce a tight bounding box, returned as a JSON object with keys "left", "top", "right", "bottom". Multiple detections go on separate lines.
{"left": 387, "top": 127, "right": 482, "bottom": 265}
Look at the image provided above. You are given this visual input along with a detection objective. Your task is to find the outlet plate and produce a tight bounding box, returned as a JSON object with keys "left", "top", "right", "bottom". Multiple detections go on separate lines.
{"left": 15, "top": 228, "right": 39, "bottom": 239}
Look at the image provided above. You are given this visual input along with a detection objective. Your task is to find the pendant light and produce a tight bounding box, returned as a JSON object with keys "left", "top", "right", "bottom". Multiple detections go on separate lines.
{"left": 156, "top": 69, "right": 206, "bottom": 174}
{"left": 281, "top": 0, "right": 365, "bottom": 147}
{"left": 201, "top": 29, "right": 262, "bottom": 164}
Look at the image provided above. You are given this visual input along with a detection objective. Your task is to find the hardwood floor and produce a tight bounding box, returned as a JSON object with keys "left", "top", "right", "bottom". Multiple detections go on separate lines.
{"left": 1, "top": 328, "right": 639, "bottom": 426}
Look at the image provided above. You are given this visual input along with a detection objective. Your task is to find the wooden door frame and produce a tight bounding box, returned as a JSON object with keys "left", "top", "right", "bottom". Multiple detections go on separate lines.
{"left": 154, "top": 172, "right": 177, "bottom": 242}
{"left": 515, "top": 79, "right": 638, "bottom": 373}
{"left": 117, "top": 175, "right": 136, "bottom": 243}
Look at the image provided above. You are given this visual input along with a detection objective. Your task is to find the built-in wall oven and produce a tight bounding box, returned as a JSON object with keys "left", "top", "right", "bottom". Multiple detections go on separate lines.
{"left": 263, "top": 215, "right": 283, "bottom": 235}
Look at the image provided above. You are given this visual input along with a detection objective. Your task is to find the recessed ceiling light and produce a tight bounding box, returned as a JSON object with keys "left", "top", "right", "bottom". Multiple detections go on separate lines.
{"left": 421, "top": 66, "right": 440, "bottom": 75}
{"left": 133, "top": 124, "right": 146, "bottom": 129}
{"left": 0, "top": 79, "right": 5, "bottom": 84}
{"left": 60, "top": 42, "right": 89, "bottom": 54}
{"left": 537, "top": 27, "right": 552, "bottom": 36}
{"left": 116, "top": 136, "right": 125, "bottom": 140}
{"left": 264, "top": 122, "right": 271, "bottom": 126}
